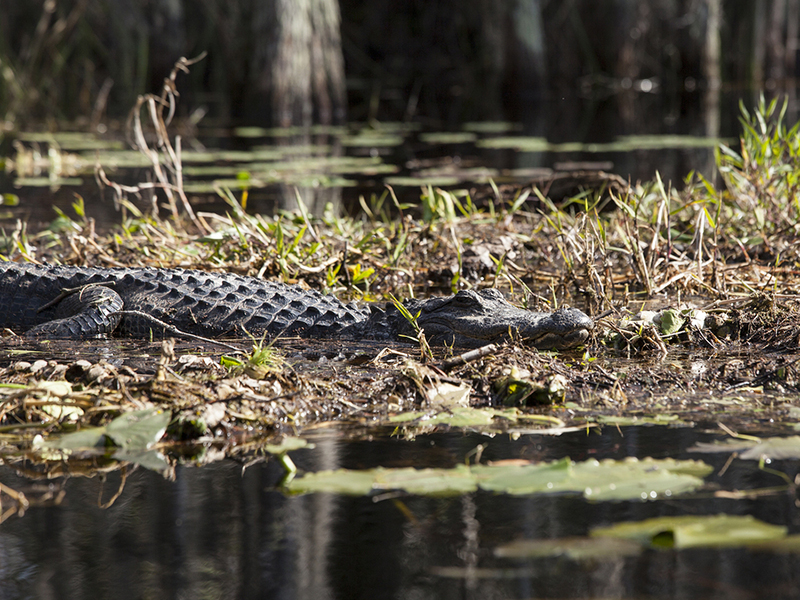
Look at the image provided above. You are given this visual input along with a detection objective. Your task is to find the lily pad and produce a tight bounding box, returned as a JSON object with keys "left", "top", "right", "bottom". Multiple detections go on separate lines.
{"left": 463, "top": 121, "right": 521, "bottom": 134}
{"left": 263, "top": 436, "right": 312, "bottom": 455}
{"left": 473, "top": 456, "right": 711, "bottom": 500}
{"left": 388, "top": 406, "right": 520, "bottom": 428}
{"left": 591, "top": 514, "right": 787, "bottom": 549}
{"left": 285, "top": 469, "right": 381, "bottom": 495}
{"left": 36, "top": 408, "right": 170, "bottom": 453}
{"left": 340, "top": 134, "right": 404, "bottom": 147}
{"left": 593, "top": 414, "right": 685, "bottom": 426}
{"left": 689, "top": 436, "right": 800, "bottom": 461}
{"left": 33, "top": 408, "right": 172, "bottom": 473}
{"left": 384, "top": 176, "right": 462, "bottom": 188}
{"left": 286, "top": 457, "right": 711, "bottom": 500}
{"left": 105, "top": 408, "right": 172, "bottom": 449}
{"left": 476, "top": 137, "right": 549, "bottom": 152}
{"left": 374, "top": 465, "right": 478, "bottom": 495}
{"left": 495, "top": 536, "right": 643, "bottom": 560}
{"left": 419, "top": 132, "right": 477, "bottom": 144}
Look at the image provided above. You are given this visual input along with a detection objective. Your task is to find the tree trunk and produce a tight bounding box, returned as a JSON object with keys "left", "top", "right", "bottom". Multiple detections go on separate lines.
{"left": 250, "top": 0, "right": 346, "bottom": 126}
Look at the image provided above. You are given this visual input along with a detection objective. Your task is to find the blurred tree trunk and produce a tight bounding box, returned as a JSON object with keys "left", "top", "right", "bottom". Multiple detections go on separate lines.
{"left": 249, "top": 0, "right": 346, "bottom": 126}
{"left": 703, "top": 0, "right": 721, "bottom": 137}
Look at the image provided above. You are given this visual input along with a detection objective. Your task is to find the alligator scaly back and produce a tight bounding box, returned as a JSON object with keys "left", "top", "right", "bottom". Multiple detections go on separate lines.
{"left": 0, "top": 262, "right": 593, "bottom": 348}
{"left": 0, "top": 262, "right": 369, "bottom": 339}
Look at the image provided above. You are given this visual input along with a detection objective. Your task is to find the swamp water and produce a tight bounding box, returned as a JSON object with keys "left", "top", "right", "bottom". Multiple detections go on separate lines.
{"left": 2, "top": 425, "right": 800, "bottom": 599}
{"left": 3, "top": 92, "right": 800, "bottom": 599}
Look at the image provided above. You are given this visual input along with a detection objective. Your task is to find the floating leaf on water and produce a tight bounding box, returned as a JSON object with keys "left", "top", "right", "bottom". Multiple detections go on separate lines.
{"left": 340, "top": 134, "right": 404, "bottom": 147}
{"left": 738, "top": 436, "right": 800, "bottom": 460}
{"left": 263, "top": 436, "right": 312, "bottom": 455}
{"left": 16, "top": 131, "right": 125, "bottom": 150}
{"left": 285, "top": 468, "right": 377, "bottom": 495}
{"left": 287, "top": 457, "right": 711, "bottom": 500}
{"left": 35, "top": 426, "right": 108, "bottom": 452}
{"left": 591, "top": 514, "right": 787, "bottom": 549}
{"left": 616, "top": 134, "right": 730, "bottom": 149}
{"left": 594, "top": 414, "right": 685, "bottom": 426}
{"left": 233, "top": 126, "right": 271, "bottom": 137}
{"left": 374, "top": 465, "right": 478, "bottom": 495}
{"left": 388, "top": 411, "right": 427, "bottom": 423}
{"left": 36, "top": 408, "right": 171, "bottom": 455}
{"left": 423, "top": 407, "right": 499, "bottom": 427}
{"left": 688, "top": 438, "right": 758, "bottom": 454}
{"left": 388, "top": 406, "right": 517, "bottom": 428}
{"left": 473, "top": 456, "right": 711, "bottom": 500}
{"left": 14, "top": 177, "right": 83, "bottom": 187}
{"left": 473, "top": 458, "right": 572, "bottom": 495}
{"left": 384, "top": 176, "right": 462, "bottom": 187}
{"left": 495, "top": 536, "right": 643, "bottom": 560}
{"left": 419, "top": 132, "right": 478, "bottom": 144}
{"left": 105, "top": 408, "right": 171, "bottom": 450}
{"left": 691, "top": 436, "right": 800, "bottom": 461}
{"left": 476, "top": 137, "right": 549, "bottom": 152}
{"left": 462, "top": 121, "right": 521, "bottom": 134}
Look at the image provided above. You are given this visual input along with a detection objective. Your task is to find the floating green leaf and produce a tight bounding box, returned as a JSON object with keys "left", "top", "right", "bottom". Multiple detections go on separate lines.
{"left": 689, "top": 435, "right": 800, "bottom": 461}
{"left": 474, "top": 457, "right": 711, "bottom": 500}
{"left": 495, "top": 536, "right": 643, "bottom": 560}
{"left": 388, "top": 406, "right": 520, "bottom": 427}
{"left": 33, "top": 408, "right": 172, "bottom": 473}
{"left": 592, "top": 514, "right": 787, "bottom": 549}
{"left": 286, "top": 457, "right": 711, "bottom": 500}
{"left": 374, "top": 465, "right": 478, "bottom": 495}
{"left": 419, "top": 132, "right": 477, "bottom": 144}
{"left": 384, "top": 176, "right": 462, "bottom": 187}
{"left": 36, "top": 408, "right": 170, "bottom": 453}
{"left": 105, "top": 408, "right": 171, "bottom": 450}
{"left": 476, "top": 136, "right": 549, "bottom": 152}
{"left": 285, "top": 469, "right": 379, "bottom": 495}
{"left": 263, "top": 436, "right": 312, "bottom": 455}
{"left": 463, "top": 121, "right": 521, "bottom": 134}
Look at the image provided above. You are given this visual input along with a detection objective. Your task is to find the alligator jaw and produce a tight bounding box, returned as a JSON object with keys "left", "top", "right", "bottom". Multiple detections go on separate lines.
{"left": 409, "top": 290, "right": 594, "bottom": 349}
{"left": 521, "top": 307, "right": 594, "bottom": 350}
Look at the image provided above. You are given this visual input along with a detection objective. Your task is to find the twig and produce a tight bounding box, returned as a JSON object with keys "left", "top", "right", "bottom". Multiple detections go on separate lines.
{"left": 441, "top": 343, "right": 497, "bottom": 370}
{"left": 114, "top": 310, "right": 243, "bottom": 352}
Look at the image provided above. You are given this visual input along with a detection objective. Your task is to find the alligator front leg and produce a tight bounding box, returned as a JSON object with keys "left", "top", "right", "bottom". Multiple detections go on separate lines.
{"left": 27, "top": 285, "right": 123, "bottom": 338}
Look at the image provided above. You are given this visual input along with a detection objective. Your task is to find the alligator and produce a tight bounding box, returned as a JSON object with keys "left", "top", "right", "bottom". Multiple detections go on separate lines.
{"left": 0, "top": 262, "right": 593, "bottom": 349}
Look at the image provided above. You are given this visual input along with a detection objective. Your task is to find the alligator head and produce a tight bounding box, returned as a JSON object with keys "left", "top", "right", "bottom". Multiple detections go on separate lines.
{"left": 355, "top": 288, "right": 593, "bottom": 349}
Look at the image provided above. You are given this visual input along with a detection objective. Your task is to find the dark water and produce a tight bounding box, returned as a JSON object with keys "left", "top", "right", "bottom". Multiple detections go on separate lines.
{"left": 2, "top": 426, "right": 799, "bottom": 600}
{"left": 0, "top": 89, "right": 769, "bottom": 230}
{"left": 3, "top": 90, "right": 800, "bottom": 599}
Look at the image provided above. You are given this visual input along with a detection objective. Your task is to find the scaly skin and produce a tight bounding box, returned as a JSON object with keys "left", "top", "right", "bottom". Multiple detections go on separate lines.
{"left": 0, "top": 262, "right": 593, "bottom": 349}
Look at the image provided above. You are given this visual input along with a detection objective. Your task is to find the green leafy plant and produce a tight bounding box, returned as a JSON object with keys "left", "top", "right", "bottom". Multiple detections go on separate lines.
{"left": 389, "top": 293, "right": 434, "bottom": 360}
{"left": 717, "top": 95, "right": 800, "bottom": 234}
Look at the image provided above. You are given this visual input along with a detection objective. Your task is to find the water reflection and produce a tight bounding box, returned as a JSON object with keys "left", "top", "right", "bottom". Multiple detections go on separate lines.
{"left": 2, "top": 426, "right": 799, "bottom": 599}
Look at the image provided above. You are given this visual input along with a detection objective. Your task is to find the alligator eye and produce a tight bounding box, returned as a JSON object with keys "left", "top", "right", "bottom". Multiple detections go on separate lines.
{"left": 477, "top": 288, "right": 504, "bottom": 301}
{"left": 452, "top": 290, "right": 480, "bottom": 305}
